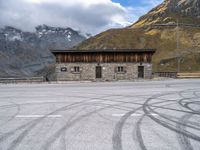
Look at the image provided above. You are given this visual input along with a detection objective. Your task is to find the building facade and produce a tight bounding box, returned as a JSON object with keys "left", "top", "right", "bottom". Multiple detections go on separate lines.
{"left": 51, "top": 49, "right": 156, "bottom": 81}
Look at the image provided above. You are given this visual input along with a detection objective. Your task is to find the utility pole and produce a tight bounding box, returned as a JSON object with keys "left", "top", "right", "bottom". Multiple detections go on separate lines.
{"left": 153, "top": 22, "right": 200, "bottom": 72}
{"left": 176, "top": 19, "right": 181, "bottom": 73}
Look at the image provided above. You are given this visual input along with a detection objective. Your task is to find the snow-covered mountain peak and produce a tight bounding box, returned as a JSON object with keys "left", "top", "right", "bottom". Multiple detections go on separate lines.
{"left": 2, "top": 26, "right": 23, "bottom": 41}
{"left": 35, "top": 25, "right": 79, "bottom": 41}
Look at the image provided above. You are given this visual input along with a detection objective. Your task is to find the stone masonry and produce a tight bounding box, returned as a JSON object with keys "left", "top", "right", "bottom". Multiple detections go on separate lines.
{"left": 55, "top": 63, "right": 152, "bottom": 81}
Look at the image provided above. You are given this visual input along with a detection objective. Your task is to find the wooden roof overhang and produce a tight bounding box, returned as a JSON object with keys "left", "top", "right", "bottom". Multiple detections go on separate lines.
{"left": 51, "top": 49, "right": 156, "bottom": 54}
{"left": 51, "top": 49, "right": 156, "bottom": 63}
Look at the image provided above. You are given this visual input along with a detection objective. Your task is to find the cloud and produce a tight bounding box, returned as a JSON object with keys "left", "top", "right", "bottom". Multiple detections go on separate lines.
{"left": 0, "top": 0, "right": 132, "bottom": 34}
{"left": 0, "top": 0, "right": 163, "bottom": 35}
{"left": 144, "top": 0, "right": 163, "bottom": 6}
{"left": 126, "top": 0, "right": 163, "bottom": 23}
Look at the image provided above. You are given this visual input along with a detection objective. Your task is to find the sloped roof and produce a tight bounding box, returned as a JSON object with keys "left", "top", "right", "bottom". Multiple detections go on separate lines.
{"left": 51, "top": 49, "right": 156, "bottom": 53}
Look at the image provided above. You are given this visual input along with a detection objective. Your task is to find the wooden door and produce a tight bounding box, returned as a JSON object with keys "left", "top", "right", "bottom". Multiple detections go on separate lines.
{"left": 96, "top": 66, "right": 102, "bottom": 79}
{"left": 138, "top": 66, "right": 144, "bottom": 78}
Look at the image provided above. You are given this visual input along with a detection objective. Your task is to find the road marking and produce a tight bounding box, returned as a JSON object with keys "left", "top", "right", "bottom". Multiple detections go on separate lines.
{"left": 112, "top": 113, "right": 158, "bottom": 117}
{"left": 15, "top": 115, "right": 62, "bottom": 118}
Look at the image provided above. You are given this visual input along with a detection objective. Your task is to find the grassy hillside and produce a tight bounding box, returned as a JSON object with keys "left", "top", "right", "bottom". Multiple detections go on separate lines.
{"left": 76, "top": 26, "right": 200, "bottom": 72}
{"left": 76, "top": 0, "right": 200, "bottom": 72}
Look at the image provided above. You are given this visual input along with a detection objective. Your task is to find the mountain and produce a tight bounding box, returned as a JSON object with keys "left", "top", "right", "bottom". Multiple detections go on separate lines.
{"left": 76, "top": 0, "right": 200, "bottom": 72}
{"left": 132, "top": 0, "right": 200, "bottom": 27}
{"left": 35, "top": 25, "right": 87, "bottom": 49}
{"left": 0, "top": 25, "right": 87, "bottom": 78}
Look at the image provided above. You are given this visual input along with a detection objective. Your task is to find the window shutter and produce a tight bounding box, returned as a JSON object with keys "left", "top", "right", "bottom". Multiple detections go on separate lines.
{"left": 70, "top": 67, "right": 74, "bottom": 72}
{"left": 80, "top": 67, "right": 83, "bottom": 72}
{"left": 114, "top": 67, "right": 118, "bottom": 73}
{"left": 124, "top": 66, "right": 127, "bottom": 73}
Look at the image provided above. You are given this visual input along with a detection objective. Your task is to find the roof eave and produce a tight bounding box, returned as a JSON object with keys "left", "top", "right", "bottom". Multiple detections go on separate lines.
{"left": 50, "top": 49, "right": 156, "bottom": 53}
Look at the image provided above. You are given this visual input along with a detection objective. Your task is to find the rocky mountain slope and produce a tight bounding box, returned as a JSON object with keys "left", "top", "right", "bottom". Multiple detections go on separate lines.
{"left": 0, "top": 25, "right": 87, "bottom": 78}
{"left": 132, "top": 0, "right": 200, "bottom": 27}
{"left": 77, "top": 0, "right": 200, "bottom": 72}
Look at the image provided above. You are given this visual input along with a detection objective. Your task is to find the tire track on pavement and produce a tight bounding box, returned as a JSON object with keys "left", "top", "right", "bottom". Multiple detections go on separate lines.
{"left": 0, "top": 95, "right": 112, "bottom": 150}
{"left": 143, "top": 90, "right": 200, "bottom": 143}
{"left": 112, "top": 91, "right": 178, "bottom": 150}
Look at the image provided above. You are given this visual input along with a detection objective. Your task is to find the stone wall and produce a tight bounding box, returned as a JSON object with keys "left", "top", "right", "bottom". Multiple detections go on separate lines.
{"left": 55, "top": 63, "right": 152, "bottom": 81}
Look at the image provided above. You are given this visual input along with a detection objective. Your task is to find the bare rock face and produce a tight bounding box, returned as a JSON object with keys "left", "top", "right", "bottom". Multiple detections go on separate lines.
{"left": 155, "top": 0, "right": 200, "bottom": 17}
{"left": 168, "top": 0, "right": 200, "bottom": 18}
{"left": 131, "top": 0, "right": 200, "bottom": 27}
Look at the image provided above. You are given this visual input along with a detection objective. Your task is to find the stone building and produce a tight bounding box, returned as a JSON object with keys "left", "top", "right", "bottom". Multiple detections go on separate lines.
{"left": 51, "top": 49, "right": 156, "bottom": 81}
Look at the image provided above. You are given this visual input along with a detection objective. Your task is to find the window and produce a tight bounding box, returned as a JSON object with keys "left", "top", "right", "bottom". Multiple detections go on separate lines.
{"left": 74, "top": 66, "right": 80, "bottom": 73}
{"left": 117, "top": 66, "right": 124, "bottom": 73}
{"left": 60, "top": 67, "right": 67, "bottom": 72}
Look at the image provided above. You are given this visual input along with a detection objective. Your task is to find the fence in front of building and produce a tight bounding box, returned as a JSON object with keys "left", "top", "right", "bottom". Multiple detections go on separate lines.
{"left": 177, "top": 73, "right": 200, "bottom": 78}
{"left": 153, "top": 72, "right": 177, "bottom": 78}
{"left": 0, "top": 77, "right": 44, "bottom": 83}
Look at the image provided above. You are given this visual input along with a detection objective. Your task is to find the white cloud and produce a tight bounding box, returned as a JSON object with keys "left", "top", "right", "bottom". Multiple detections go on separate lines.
{"left": 0, "top": 0, "right": 163, "bottom": 35}
{"left": 0, "top": 0, "right": 131, "bottom": 34}
{"left": 126, "top": 0, "right": 163, "bottom": 23}
{"left": 144, "top": 0, "right": 163, "bottom": 6}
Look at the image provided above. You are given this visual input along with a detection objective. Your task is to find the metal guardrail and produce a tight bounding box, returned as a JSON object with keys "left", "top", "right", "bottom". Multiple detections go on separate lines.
{"left": 154, "top": 24, "right": 200, "bottom": 28}
{"left": 177, "top": 73, "right": 200, "bottom": 78}
{"left": 0, "top": 77, "right": 44, "bottom": 83}
{"left": 132, "top": 24, "right": 200, "bottom": 29}
{"left": 153, "top": 72, "right": 177, "bottom": 78}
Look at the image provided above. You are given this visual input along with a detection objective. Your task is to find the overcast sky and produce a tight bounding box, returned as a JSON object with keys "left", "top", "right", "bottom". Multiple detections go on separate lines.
{"left": 0, "top": 0, "right": 163, "bottom": 35}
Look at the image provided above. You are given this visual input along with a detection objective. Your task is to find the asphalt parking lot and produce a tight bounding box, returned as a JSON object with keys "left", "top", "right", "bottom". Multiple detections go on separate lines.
{"left": 0, "top": 79, "right": 200, "bottom": 150}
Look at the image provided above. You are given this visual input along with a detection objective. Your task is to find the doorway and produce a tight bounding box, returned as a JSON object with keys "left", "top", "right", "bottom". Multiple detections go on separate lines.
{"left": 138, "top": 66, "right": 144, "bottom": 78}
{"left": 96, "top": 66, "right": 102, "bottom": 79}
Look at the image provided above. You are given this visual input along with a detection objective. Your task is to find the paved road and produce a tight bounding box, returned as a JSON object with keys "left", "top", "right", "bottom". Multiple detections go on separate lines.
{"left": 0, "top": 79, "right": 200, "bottom": 150}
